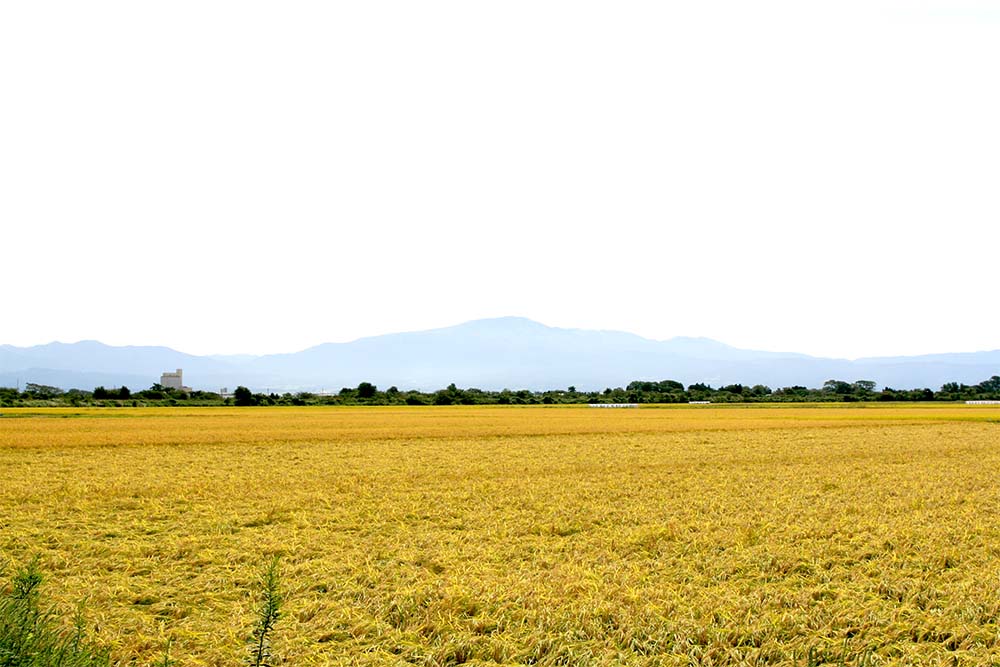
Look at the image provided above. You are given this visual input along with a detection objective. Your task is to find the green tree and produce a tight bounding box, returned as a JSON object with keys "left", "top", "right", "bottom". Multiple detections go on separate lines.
{"left": 853, "top": 380, "right": 877, "bottom": 394}
{"left": 823, "top": 380, "right": 853, "bottom": 395}
{"left": 978, "top": 376, "right": 1000, "bottom": 393}
{"left": 233, "top": 386, "right": 255, "bottom": 406}
{"left": 24, "top": 383, "right": 62, "bottom": 398}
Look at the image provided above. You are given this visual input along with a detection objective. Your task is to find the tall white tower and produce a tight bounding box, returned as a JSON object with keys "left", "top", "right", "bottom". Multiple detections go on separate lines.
{"left": 160, "top": 369, "right": 183, "bottom": 390}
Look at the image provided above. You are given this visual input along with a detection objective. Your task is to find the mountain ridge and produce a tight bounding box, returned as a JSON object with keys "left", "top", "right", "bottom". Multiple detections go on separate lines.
{"left": 1, "top": 317, "right": 997, "bottom": 392}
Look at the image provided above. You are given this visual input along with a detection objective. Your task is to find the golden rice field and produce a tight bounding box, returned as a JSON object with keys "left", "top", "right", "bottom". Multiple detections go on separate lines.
{"left": 2, "top": 404, "right": 1000, "bottom": 666}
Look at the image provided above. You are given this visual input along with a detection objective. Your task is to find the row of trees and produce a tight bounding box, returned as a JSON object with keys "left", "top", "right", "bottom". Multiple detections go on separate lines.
{"left": 2, "top": 376, "right": 998, "bottom": 407}
{"left": 0, "top": 383, "right": 222, "bottom": 407}
{"left": 275, "top": 376, "right": 1000, "bottom": 405}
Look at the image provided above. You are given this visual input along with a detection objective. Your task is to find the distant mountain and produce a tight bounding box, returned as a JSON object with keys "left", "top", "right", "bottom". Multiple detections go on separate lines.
{"left": 205, "top": 354, "right": 260, "bottom": 365}
{"left": 0, "top": 341, "right": 282, "bottom": 392}
{"left": 1, "top": 317, "right": 997, "bottom": 392}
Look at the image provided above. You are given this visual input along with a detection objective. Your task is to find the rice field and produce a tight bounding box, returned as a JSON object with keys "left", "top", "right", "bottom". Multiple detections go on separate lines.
{"left": 2, "top": 404, "right": 1000, "bottom": 666}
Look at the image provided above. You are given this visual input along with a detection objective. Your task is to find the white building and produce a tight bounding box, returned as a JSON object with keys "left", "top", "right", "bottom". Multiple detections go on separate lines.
{"left": 160, "top": 369, "right": 192, "bottom": 392}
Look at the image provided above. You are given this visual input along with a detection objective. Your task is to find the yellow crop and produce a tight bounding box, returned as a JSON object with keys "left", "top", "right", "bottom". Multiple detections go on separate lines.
{"left": 2, "top": 404, "right": 999, "bottom": 665}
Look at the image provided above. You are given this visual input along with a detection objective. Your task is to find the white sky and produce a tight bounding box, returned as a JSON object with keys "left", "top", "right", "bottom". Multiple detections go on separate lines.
{"left": 2, "top": 1, "right": 998, "bottom": 359}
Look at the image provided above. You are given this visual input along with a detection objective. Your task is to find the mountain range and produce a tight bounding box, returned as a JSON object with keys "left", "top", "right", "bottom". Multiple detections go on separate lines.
{"left": 2, "top": 317, "right": 998, "bottom": 393}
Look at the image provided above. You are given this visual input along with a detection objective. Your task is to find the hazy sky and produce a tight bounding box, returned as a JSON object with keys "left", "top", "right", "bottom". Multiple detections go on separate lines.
{"left": 2, "top": 1, "right": 998, "bottom": 359}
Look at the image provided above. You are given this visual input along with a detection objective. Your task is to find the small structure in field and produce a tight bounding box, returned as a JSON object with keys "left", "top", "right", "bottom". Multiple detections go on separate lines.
{"left": 689, "top": 401, "right": 712, "bottom": 404}
{"left": 966, "top": 400, "right": 1000, "bottom": 404}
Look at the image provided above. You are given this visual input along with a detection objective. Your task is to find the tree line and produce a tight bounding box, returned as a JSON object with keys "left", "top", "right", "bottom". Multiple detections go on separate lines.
{"left": 1, "top": 376, "right": 998, "bottom": 407}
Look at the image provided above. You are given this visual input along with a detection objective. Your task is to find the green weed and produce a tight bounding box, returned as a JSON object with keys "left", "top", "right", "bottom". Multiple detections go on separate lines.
{"left": 0, "top": 557, "right": 108, "bottom": 667}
